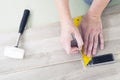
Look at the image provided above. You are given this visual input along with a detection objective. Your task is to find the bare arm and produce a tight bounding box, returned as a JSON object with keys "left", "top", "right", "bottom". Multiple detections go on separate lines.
{"left": 55, "top": 0, "right": 83, "bottom": 54}
{"left": 80, "top": 0, "right": 110, "bottom": 56}
{"left": 55, "top": 0, "right": 73, "bottom": 25}
{"left": 88, "top": 0, "right": 110, "bottom": 17}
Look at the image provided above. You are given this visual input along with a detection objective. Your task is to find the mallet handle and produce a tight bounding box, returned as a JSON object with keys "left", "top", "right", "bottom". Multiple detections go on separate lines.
{"left": 19, "top": 9, "right": 30, "bottom": 34}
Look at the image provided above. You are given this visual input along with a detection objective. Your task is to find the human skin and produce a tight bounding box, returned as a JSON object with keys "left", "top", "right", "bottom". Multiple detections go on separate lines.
{"left": 79, "top": 0, "right": 110, "bottom": 56}
{"left": 55, "top": 0, "right": 110, "bottom": 55}
{"left": 55, "top": 0, "right": 83, "bottom": 54}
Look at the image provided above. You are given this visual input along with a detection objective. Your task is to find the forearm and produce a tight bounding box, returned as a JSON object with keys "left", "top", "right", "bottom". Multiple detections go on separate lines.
{"left": 55, "top": 0, "right": 72, "bottom": 25}
{"left": 88, "top": 0, "right": 110, "bottom": 17}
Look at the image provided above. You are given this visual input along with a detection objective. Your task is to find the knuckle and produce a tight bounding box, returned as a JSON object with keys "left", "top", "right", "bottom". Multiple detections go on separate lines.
{"left": 88, "top": 44, "right": 92, "bottom": 49}
{"left": 94, "top": 44, "right": 97, "bottom": 48}
{"left": 88, "top": 45, "right": 93, "bottom": 49}
{"left": 84, "top": 41, "right": 88, "bottom": 45}
{"left": 81, "top": 42, "right": 84, "bottom": 46}
{"left": 88, "top": 46, "right": 92, "bottom": 50}
{"left": 85, "top": 37, "right": 88, "bottom": 41}
{"left": 93, "top": 47, "right": 97, "bottom": 50}
{"left": 101, "top": 41, "right": 104, "bottom": 44}
{"left": 84, "top": 44, "right": 87, "bottom": 47}
{"left": 88, "top": 49, "right": 92, "bottom": 53}
{"left": 94, "top": 40, "right": 98, "bottom": 43}
{"left": 89, "top": 40, "right": 93, "bottom": 44}
{"left": 100, "top": 35, "right": 104, "bottom": 38}
{"left": 89, "top": 43, "right": 93, "bottom": 47}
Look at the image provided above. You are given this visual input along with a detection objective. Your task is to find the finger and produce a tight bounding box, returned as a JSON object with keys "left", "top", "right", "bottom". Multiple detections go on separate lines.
{"left": 84, "top": 33, "right": 89, "bottom": 55}
{"left": 75, "top": 32, "right": 83, "bottom": 50}
{"left": 63, "top": 42, "right": 71, "bottom": 54}
{"left": 71, "top": 47, "right": 79, "bottom": 54}
{"left": 78, "top": 25, "right": 84, "bottom": 39}
{"left": 61, "top": 36, "right": 72, "bottom": 54}
{"left": 99, "top": 33, "right": 104, "bottom": 50}
{"left": 87, "top": 34, "right": 94, "bottom": 57}
{"left": 92, "top": 34, "right": 98, "bottom": 55}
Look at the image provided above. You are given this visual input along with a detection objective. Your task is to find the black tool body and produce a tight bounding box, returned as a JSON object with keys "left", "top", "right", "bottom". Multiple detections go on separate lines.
{"left": 88, "top": 53, "right": 114, "bottom": 66}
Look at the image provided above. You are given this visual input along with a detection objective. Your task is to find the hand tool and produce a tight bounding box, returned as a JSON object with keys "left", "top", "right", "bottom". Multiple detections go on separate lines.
{"left": 4, "top": 9, "right": 30, "bottom": 59}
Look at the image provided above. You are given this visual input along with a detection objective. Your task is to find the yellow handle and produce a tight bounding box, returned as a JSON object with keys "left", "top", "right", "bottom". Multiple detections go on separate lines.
{"left": 73, "top": 16, "right": 92, "bottom": 66}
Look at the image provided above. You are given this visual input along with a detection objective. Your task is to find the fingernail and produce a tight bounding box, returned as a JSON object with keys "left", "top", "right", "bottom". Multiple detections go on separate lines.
{"left": 101, "top": 47, "right": 104, "bottom": 50}
{"left": 87, "top": 51, "right": 91, "bottom": 57}
{"left": 92, "top": 52, "right": 95, "bottom": 55}
{"left": 73, "top": 50, "right": 79, "bottom": 54}
{"left": 79, "top": 47, "right": 82, "bottom": 50}
{"left": 87, "top": 54, "right": 91, "bottom": 57}
{"left": 101, "top": 45, "right": 104, "bottom": 50}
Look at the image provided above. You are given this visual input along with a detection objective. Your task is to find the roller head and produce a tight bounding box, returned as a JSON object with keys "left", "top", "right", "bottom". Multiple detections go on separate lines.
{"left": 4, "top": 46, "right": 24, "bottom": 59}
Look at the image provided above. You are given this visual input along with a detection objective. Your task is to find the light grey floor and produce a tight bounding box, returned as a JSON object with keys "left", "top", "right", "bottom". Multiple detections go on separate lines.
{"left": 0, "top": 4, "right": 120, "bottom": 80}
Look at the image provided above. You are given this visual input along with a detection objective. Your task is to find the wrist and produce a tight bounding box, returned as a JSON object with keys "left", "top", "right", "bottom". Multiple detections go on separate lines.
{"left": 87, "top": 10, "right": 101, "bottom": 19}
{"left": 86, "top": 11, "right": 101, "bottom": 21}
{"left": 60, "top": 19, "right": 74, "bottom": 27}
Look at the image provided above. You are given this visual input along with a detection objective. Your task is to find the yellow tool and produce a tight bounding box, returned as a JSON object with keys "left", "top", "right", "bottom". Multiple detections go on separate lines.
{"left": 73, "top": 16, "right": 92, "bottom": 66}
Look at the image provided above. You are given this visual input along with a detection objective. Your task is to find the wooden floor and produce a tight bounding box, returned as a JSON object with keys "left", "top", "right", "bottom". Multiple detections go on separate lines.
{"left": 0, "top": 4, "right": 120, "bottom": 80}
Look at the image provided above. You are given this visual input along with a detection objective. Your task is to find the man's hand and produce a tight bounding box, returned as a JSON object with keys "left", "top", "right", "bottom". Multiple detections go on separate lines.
{"left": 55, "top": 0, "right": 83, "bottom": 54}
{"left": 78, "top": 0, "right": 110, "bottom": 56}
{"left": 61, "top": 22, "right": 83, "bottom": 54}
{"left": 55, "top": 0, "right": 110, "bottom": 55}
{"left": 79, "top": 13, "right": 104, "bottom": 56}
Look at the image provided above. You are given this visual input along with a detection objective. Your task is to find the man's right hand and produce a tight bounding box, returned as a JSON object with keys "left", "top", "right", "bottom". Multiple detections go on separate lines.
{"left": 61, "top": 22, "right": 83, "bottom": 54}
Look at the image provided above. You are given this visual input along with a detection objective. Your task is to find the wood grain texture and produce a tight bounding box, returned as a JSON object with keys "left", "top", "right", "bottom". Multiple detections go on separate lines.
{"left": 0, "top": 4, "right": 120, "bottom": 80}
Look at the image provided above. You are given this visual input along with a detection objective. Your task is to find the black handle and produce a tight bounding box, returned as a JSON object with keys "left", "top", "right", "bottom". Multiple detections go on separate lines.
{"left": 19, "top": 9, "right": 30, "bottom": 34}
{"left": 71, "top": 33, "right": 78, "bottom": 47}
{"left": 71, "top": 39, "right": 78, "bottom": 47}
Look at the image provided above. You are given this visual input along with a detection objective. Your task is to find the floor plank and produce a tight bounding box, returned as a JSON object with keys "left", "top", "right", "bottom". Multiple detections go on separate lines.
{"left": 0, "top": 4, "right": 120, "bottom": 80}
